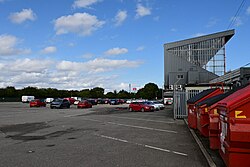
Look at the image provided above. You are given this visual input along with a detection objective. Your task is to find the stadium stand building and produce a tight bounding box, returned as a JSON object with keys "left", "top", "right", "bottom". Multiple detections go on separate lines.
{"left": 164, "top": 29, "right": 235, "bottom": 93}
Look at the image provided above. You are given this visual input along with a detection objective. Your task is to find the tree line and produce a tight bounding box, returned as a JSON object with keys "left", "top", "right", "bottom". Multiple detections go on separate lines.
{"left": 0, "top": 83, "right": 163, "bottom": 101}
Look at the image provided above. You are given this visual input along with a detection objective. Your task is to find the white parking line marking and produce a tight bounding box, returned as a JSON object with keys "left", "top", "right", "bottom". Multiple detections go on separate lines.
{"left": 99, "top": 135, "right": 128, "bottom": 143}
{"left": 102, "top": 115, "right": 175, "bottom": 124}
{"left": 144, "top": 145, "right": 171, "bottom": 153}
{"left": 172, "top": 151, "right": 188, "bottom": 156}
{"left": 97, "top": 134, "right": 187, "bottom": 157}
{"left": 64, "top": 114, "right": 84, "bottom": 118}
{"left": 127, "top": 113, "right": 169, "bottom": 119}
{"left": 106, "top": 121, "right": 177, "bottom": 134}
{"left": 80, "top": 117, "right": 177, "bottom": 133}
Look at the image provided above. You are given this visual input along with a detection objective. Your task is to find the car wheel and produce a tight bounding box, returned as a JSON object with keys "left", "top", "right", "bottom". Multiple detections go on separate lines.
{"left": 141, "top": 108, "right": 145, "bottom": 112}
{"left": 129, "top": 108, "right": 133, "bottom": 112}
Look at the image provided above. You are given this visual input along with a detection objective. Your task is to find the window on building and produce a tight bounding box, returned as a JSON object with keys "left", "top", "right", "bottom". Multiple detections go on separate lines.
{"left": 177, "top": 74, "right": 184, "bottom": 79}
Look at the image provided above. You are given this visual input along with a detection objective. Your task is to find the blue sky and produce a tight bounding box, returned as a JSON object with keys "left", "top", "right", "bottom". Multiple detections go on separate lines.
{"left": 0, "top": 0, "right": 249, "bottom": 92}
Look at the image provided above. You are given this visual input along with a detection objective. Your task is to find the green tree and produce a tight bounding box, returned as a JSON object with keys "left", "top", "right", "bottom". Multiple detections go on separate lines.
{"left": 117, "top": 90, "right": 130, "bottom": 99}
{"left": 136, "top": 83, "right": 159, "bottom": 100}
{"left": 105, "top": 92, "right": 115, "bottom": 99}
{"left": 79, "top": 89, "right": 90, "bottom": 98}
{"left": 5, "top": 86, "right": 16, "bottom": 97}
{"left": 90, "top": 87, "right": 104, "bottom": 98}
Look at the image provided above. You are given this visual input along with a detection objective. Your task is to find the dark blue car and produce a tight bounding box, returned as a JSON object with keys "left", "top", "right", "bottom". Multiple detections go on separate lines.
{"left": 50, "top": 99, "right": 70, "bottom": 109}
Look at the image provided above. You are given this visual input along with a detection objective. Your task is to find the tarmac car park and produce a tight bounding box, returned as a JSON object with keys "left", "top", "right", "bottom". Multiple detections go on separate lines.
{"left": 0, "top": 102, "right": 211, "bottom": 167}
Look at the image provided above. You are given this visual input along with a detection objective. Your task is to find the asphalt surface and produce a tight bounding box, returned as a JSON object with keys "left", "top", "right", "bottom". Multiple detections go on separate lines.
{"left": 0, "top": 102, "right": 209, "bottom": 167}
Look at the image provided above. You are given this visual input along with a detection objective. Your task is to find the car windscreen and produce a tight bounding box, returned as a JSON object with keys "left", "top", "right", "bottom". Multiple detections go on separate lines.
{"left": 53, "top": 99, "right": 62, "bottom": 102}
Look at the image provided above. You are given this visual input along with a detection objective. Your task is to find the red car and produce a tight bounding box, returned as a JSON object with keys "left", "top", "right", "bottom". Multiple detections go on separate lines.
{"left": 77, "top": 100, "right": 92, "bottom": 109}
{"left": 64, "top": 98, "right": 75, "bottom": 104}
{"left": 129, "top": 102, "right": 154, "bottom": 112}
{"left": 30, "top": 99, "right": 46, "bottom": 107}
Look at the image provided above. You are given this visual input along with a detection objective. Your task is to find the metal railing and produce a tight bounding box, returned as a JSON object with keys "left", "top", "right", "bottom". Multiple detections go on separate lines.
{"left": 173, "top": 90, "right": 201, "bottom": 119}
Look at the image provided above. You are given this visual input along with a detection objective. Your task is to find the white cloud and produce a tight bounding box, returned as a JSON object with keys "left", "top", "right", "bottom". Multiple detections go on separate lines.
{"left": 0, "top": 58, "right": 142, "bottom": 90}
{"left": 54, "top": 12, "right": 105, "bottom": 36}
{"left": 41, "top": 46, "right": 57, "bottom": 54}
{"left": 136, "top": 46, "right": 145, "bottom": 51}
{"left": 193, "top": 33, "right": 207, "bottom": 37}
{"left": 135, "top": 4, "right": 151, "bottom": 19}
{"left": 114, "top": 10, "right": 127, "bottom": 26}
{"left": 230, "top": 16, "right": 243, "bottom": 27}
{"left": 82, "top": 53, "right": 94, "bottom": 59}
{"left": 104, "top": 47, "right": 128, "bottom": 55}
{"left": 8, "top": 58, "right": 54, "bottom": 73}
{"left": 0, "top": 34, "right": 31, "bottom": 56}
{"left": 72, "top": 0, "right": 100, "bottom": 8}
{"left": 57, "top": 58, "right": 140, "bottom": 73}
{"left": 246, "top": 6, "right": 250, "bottom": 15}
{"left": 9, "top": 8, "right": 36, "bottom": 24}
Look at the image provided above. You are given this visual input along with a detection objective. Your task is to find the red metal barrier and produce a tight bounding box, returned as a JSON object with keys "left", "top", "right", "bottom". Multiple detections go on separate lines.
{"left": 195, "top": 88, "right": 224, "bottom": 135}
{"left": 209, "top": 107, "right": 220, "bottom": 149}
{"left": 187, "top": 88, "right": 223, "bottom": 130}
{"left": 218, "top": 84, "right": 250, "bottom": 167}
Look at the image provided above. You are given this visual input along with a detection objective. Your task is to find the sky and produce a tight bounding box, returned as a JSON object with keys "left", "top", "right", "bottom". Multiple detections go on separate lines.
{"left": 0, "top": 0, "right": 250, "bottom": 93}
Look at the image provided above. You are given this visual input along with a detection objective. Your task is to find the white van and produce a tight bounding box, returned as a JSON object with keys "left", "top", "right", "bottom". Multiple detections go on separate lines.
{"left": 45, "top": 98, "right": 54, "bottom": 103}
{"left": 22, "top": 96, "right": 35, "bottom": 103}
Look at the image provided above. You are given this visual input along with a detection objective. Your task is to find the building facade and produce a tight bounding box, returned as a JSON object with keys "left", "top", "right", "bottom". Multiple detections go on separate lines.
{"left": 164, "top": 29, "right": 235, "bottom": 91}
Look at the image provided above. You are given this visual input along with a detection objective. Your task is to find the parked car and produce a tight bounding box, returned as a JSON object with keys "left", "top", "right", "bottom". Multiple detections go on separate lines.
{"left": 153, "top": 101, "right": 165, "bottom": 110}
{"left": 126, "top": 99, "right": 132, "bottom": 104}
{"left": 64, "top": 97, "right": 75, "bottom": 104}
{"left": 74, "top": 100, "right": 80, "bottom": 105}
{"left": 50, "top": 99, "right": 70, "bottom": 109}
{"left": 104, "top": 99, "right": 110, "bottom": 104}
{"left": 164, "top": 97, "right": 173, "bottom": 105}
{"left": 109, "top": 99, "right": 120, "bottom": 105}
{"left": 148, "top": 101, "right": 165, "bottom": 110}
{"left": 22, "top": 96, "right": 35, "bottom": 103}
{"left": 144, "top": 101, "right": 161, "bottom": 111}
{"left": 30, "top": 99, "right": 46, "bottom": 107}
{"left": 129, "top": 102, "right": 154, "bottom": 112}
{"left": 77, "top": 100, "right": 92, "bottom": 109}
{"left": 87, "top": 99, "right": 98, "bottom": 105}
{"left": 45, "top": 98, "right": 54, "bottom": 103}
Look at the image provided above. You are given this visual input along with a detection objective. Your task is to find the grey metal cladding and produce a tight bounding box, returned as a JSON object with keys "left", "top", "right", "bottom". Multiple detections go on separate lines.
{"left": 164, "top": 29, "right": 235, "bottom": 87}
{"left": 164, "top": 29, "right": 235, "bottom": 49}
